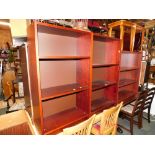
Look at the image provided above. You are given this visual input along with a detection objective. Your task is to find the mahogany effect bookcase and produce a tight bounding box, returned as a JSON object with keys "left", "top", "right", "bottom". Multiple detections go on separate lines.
{"left": 91, "top": 34, "right": 120, "bottom": 113}
{"left": 118, "top": 52, "right": 142, "bottom": 104}
{"left": 26, "top": 21, "right": 141, "bottom": 134}
{"left": 27, "top": 21, "right": 92, "bottom": 134}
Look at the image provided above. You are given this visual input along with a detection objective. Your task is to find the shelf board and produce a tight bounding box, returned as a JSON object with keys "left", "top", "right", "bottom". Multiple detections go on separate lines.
{"left": 119, "top": 79, "right": 137, "bottom": 88}
{"left": 118, "top": 90, "right": 136, "bottom": 104}
{"left": 41, "top": 83, "right": 88, "bottom": 101}
{"left": 43, "top": 108, "right": 87, "bottom": 134}
{"left": 93, "top": 63, "right": 118, "bottom": 68}
{"left": 91, "top": 97, "right": 115, "bottom": 113}
{"left": 120, "top": 67, "right": 139, "bottom": 72}
{"left": 39, "top": 56, "right": 90, "bottom": 60}
{"left": 37, "top": 21, "right": 91, "bottom": 37}
{"left": 92, "top": 80, "right": 116, "bottom": 91}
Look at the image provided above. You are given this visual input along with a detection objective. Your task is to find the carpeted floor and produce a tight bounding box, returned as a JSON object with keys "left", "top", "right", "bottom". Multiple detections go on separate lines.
{"left": 118, "top": 112, "right": 155, "bottom": 135}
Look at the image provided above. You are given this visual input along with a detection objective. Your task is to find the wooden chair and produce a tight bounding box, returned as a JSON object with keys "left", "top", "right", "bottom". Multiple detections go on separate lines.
{"left": 91, "top": 102, "right": 123, "bottom": 135}
{"left": 1, "top": 69, "right": 24, "bottom": 112}
{"left": 63, "top": 114, "right": 96, "bottom": 135}
{"left": 143, "top": 87, "right": 155, "bottom": 123}
{"left": 119, "top": 92, "right": 147, "bottom": 134}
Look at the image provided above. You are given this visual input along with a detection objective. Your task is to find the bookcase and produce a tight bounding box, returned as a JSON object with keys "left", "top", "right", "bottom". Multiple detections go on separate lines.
{"left": 27, "top": 21, "right": 143, "bottom": 134}
{"left": 27, "top": 21, "right": 92, "bottom": 134}
{"left": 118, "top": 52, "right": 142, "bottom": 104}
{"left": 91, "top": 34, "right": 120, "bottom": 113}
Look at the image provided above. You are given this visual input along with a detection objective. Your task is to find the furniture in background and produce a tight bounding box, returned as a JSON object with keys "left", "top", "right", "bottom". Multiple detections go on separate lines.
{"left": 119, "top": 92, "right": 147, "bottom": 135}
{"left": 62, "top": 114, "right": 96, "bottom": 135}
{"left": 0, "top": 110, "right": 34, "bottom": 135}
{"left": 1, "top": 69, "right": 16, "bottom": 100}
{"left": 91, "top": 102, "right": 123, "bottom": 135}
{"left": 0, "top": 59, "right": 2, "bottom": 96}
{"left": 26, "top": 21, "right": 121, "bottom": 135}
{"left": 19, "top": 44, "right": 32, "bottom": 116}
{"left": 148, "top": 65, "right": 155, "bottom": 84}
{"left": 92, "top": 34, "right": 120, "bottom": 114}
{"left": 108, "top": 20, "right": 145, "bottom": 52}
{"left": 1, "top": 68, "right": 25, "bottom": 113}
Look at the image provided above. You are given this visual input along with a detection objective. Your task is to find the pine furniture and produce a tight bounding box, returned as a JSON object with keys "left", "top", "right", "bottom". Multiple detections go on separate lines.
{"left": 108, "top": 20, "right": 145, "bottom": 52}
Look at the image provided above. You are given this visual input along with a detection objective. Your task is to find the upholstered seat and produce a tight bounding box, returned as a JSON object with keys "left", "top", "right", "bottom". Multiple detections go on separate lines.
{"left": 121, "top": 104, "right": 134, "bottom": 114}
{"left": 119, "top": 92, "right": 147, "bottom": 134}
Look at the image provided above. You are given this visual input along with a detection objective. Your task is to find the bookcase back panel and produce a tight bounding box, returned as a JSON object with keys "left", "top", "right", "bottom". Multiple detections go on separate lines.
{"left": 39, "top": 61, "right": 76, "bottom": 88}
{"left": 120, "top": 53, "right": 142, "bottom": 68}
{"left": 119, "top": 70, "right": 139, "bottom": 81}
{"left": 119, "top": 82, "right": 138, "bottom": 93}
{"left": 42, "top": 94, "right": 76, "bottom": 117}
{"left": 93, "top": 41, "right": 119, "bottom": 64}
{"left": 38, "top": 32, "right": 77, "bottom": 56}
{"left": 92, "top": 86, "right": 117, "bottom": 102}
{"left": 93, "top": 66, "right": 118, "bottom": 83}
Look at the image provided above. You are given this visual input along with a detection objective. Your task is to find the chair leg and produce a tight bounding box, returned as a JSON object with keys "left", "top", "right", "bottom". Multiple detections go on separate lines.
{"left": 138, "top": 113, "right": 143, "bottom": 129}
{"left": 130, "top": 118, "right": 133, "bottom": 135}
{"left": 148, "top": 107, "right": 151, "bottom": 123}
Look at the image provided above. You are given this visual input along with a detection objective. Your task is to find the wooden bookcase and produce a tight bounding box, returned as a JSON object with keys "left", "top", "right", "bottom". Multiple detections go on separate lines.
{"left": 91, "top": 34, "right": 121, "bottom": 113}
{"left": 118, "top": 52, "right": 142, "bottom": 104}
{"left": 27, "top": 21, "right": 92, "bottom": 134}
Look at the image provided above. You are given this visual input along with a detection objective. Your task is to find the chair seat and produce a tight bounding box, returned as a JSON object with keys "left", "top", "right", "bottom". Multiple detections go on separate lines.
{"left": 129, "top": 101, "right": 136, "bottom": 106}
{"left": 121, "top": 104, "right": 134, "bottom": 114}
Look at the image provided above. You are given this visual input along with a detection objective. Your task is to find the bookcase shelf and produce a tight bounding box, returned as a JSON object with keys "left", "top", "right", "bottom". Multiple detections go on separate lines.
{"left": 43, "top": 108, "right": 87, "bottom": 134}
{"left": 41, "top": 83, "right": 88, "bottom": 101}
{"left": 92, "top": 80, "right": 116, "bottom": 91}
{"left": 120, "top": 67, "right": 139, "bottom": 72}
{"left": 39, "top": 56, "right": 90, "bottom": 60}
{"left": 91, "top": 97, "right": 115, "bottom": 113}
{"left": 119, "top": 79, "right": 137, "bottom": 88}
{"left": 118, "top": 90, "right": 136, "bottom": 104}
{"left": 93, "top": 63, "right": 118, "bottom": 68}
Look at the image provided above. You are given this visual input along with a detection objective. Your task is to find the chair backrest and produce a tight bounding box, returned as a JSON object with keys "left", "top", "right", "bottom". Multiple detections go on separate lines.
{"left": 144, "top": 87, "right": 155, "bottom": 109}
{"left": 132, "top": 91, "right": 147, "bottom": 115}
{"left": 99, "top": 102, "right": 123, "bottom": 135}
{"left": 63, "top": 114, "right": 96, "bottom": 135}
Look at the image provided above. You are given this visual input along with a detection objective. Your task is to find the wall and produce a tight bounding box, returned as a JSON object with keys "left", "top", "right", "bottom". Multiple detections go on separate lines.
{"left": 10, "top": 19, "right": 30, "bottom": 38}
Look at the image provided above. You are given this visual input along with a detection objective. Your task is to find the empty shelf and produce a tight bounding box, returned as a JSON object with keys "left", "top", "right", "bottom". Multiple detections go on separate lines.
{"left": 120, "top": 67, "right": 139, "bottom": 72}
{"left": 93, "top": 63, "right": 118, "bottom": 68}
{"left": 39, "top": 56, "right": 90, "bottom": 60}
{"left": 118, "top": 90, "right": 136, "bottom": 103}
{"left": 41, "top": 83, "right": 88, "bottom": 101}
{"left": 92, "top": 80, "right": 116, "bottom": 91}
{"left": 43, "top": 108, "right": 87, "bottom": 134}
{"left": 119, "top": 79, "right": 137, "bottom": 88}
{"left": 91, "top": 97, "right": 115, "bottom": 113}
